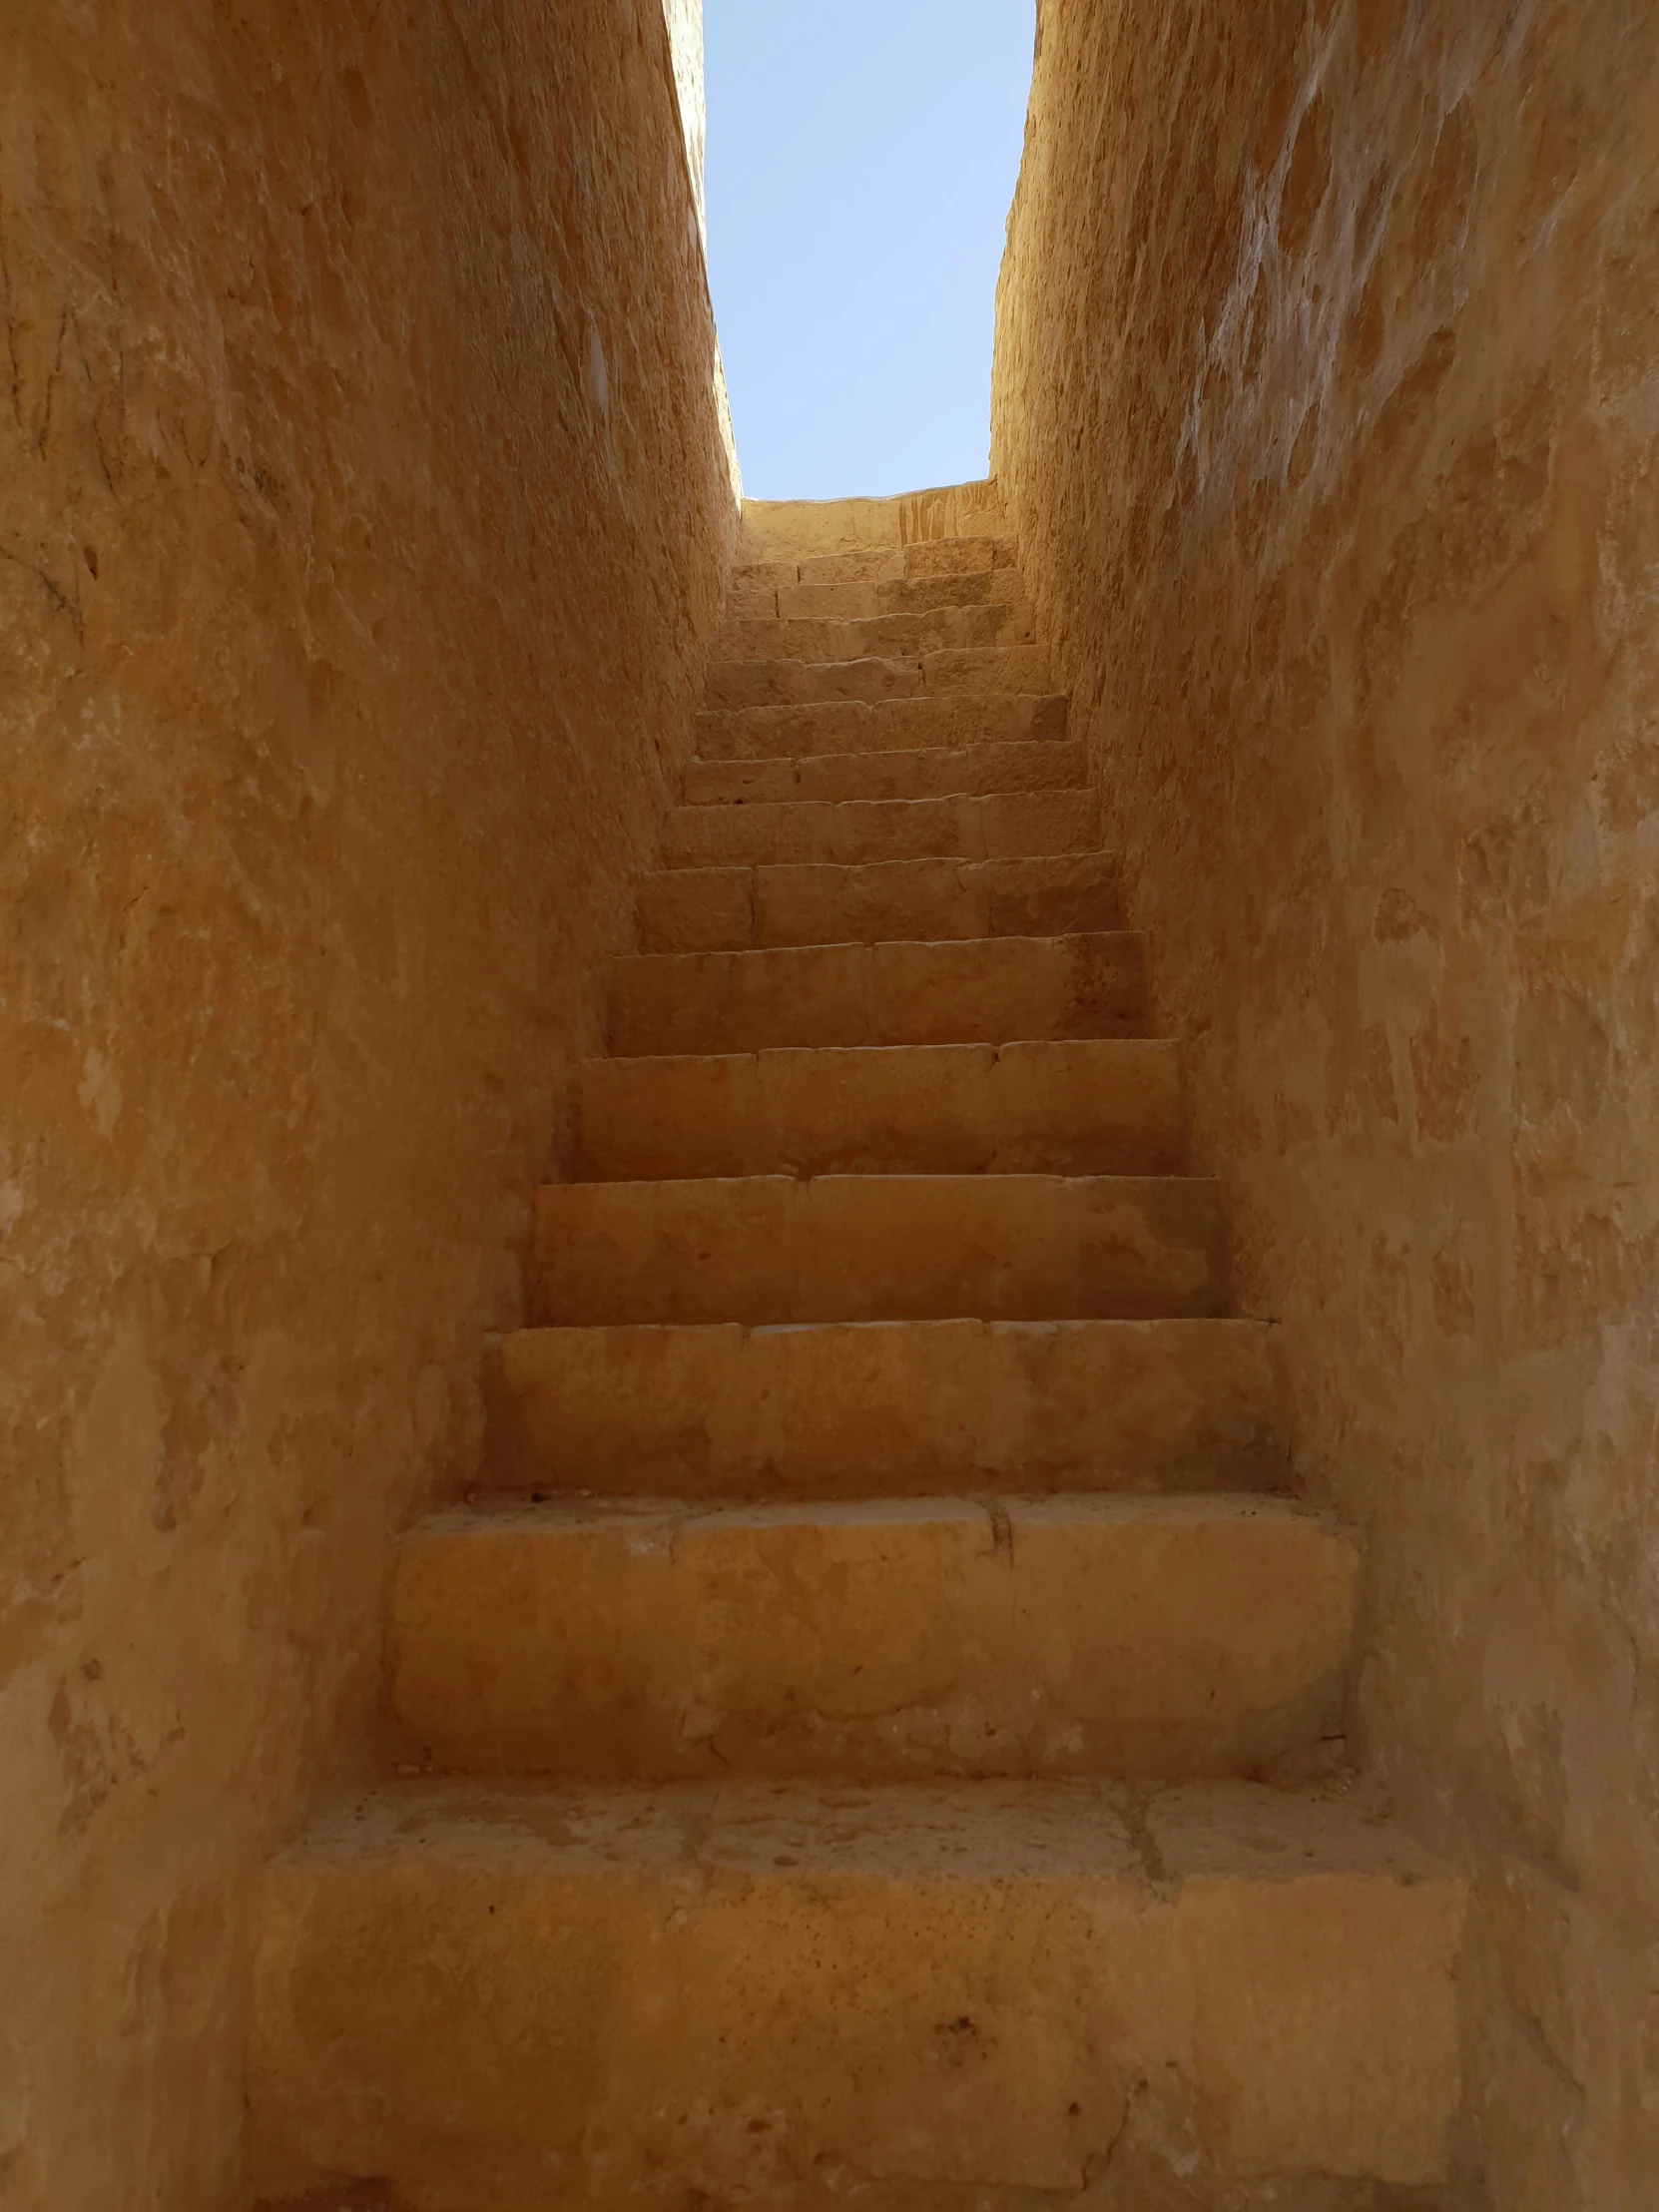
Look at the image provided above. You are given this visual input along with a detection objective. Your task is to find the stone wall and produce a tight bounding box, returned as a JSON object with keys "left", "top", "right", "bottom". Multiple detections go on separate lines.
{"left": 992, "top": 3, "right": 1659, "bottom": 2205}
{"left": 0, "top": 3, "right": 736, "bottom": 2203}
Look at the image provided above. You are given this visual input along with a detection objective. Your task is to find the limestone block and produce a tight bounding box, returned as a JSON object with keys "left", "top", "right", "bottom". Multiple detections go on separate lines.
{"left": 248, "top": 1778, "right": 1464, "bottom": 2207}
{"left": 574, "top": 1039, "right": 1181, "bottom": 1178}
{"left": 388, "top": 1493, "right": 1358, "bottom": 1778}
{"left": 606, "top": 932, "right": 1147, "bottom": 1053}
{"left": 530, "top": 1172, "right": 1226, "bottom": 1325}
{"left": 485, "top": 1316, "right": 1286, "bottom": 1495}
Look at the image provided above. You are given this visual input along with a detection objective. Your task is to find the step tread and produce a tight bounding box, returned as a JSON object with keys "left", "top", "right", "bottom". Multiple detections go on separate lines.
{"left": 486, "top": 1315, "right": 1286, "bottom": 1497}
{"left": 274, "top": 1772, "right": 1450, "bottom": 1888}
{"left": 255, "top": 1776, "right": 1463, "bottom": 2201}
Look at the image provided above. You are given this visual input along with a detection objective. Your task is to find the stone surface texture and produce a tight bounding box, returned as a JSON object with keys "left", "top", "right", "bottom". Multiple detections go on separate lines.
{"left": 992, "top": 4, "right": 1659, "bottom": 2205}
{"left": 253, "top": 490, "right": 1470, "bottom": 2208}
{"left": 0, "top": 4, "right": 735, "bottom": 2206}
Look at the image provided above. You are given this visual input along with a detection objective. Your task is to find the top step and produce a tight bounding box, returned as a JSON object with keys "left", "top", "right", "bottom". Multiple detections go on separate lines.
{"left": 738, "top": 479, "right": 1008, "bottom": 564}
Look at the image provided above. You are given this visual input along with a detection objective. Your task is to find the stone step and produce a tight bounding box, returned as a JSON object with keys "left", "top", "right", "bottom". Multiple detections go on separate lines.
{"left": 250, "top": 1777, "right": 1465, "bottom": 2209}
{"left": 608, "top": 932, "right": 1146, "bottom": 1055}
{"left": 389, "top": 1493, "right": 1357, "bottom": 1783}
{"left": 485, "top": 1317, "right": 1285, "bottom": 1497}
{"left": 575, "top": 1041, "right": 1180, "bottom": 1179}
{"left": 531, "top": 1173, "right": 1225, "bottom": 1327}
{"left": 682, "top": 737, "right": 1088, "bottom": 805}
{"left": 637, "top": 855, "right": 1120, "bottom": 955}
{"left": 714, "top": 600, "right": 1036, "bottom": 665}
{"left": 705, "top": 645, "right": 1052, "bottom": 711}
{"left": 770, "top": 567, "right": 1026, "bottom": 619}
{"left": 660, "top": 789, "right": 1099, "bottom": 871}
{"left": 695, "top": 692, "right": 1068, "bottom": 760}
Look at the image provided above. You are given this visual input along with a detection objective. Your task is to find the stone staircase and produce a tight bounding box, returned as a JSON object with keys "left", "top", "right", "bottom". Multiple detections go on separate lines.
{"left": 248, "top": 489, "right": 1469, "bottom": 2212}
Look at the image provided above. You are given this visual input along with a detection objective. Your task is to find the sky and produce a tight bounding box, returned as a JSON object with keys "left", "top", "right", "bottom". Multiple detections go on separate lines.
{"left": 703, "top": 1, "right": 1037, "bottom": 503}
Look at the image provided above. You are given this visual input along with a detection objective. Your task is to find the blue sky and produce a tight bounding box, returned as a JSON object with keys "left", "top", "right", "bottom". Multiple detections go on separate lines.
{"left": 704, "top": 1, "right": 1036, "bottom": 502}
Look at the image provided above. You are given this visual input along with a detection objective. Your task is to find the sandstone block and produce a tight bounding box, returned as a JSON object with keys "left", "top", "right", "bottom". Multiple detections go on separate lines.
{"left": 249, "top": 1778, "right": 1464, "bottom": 2207}
{"left": 704, "top": 656, "right": 927, "bottom": 710}
{"left": 389, "top": 1493, "right": 1358, "bottom": 1779}
{"left": 679, "top": 736, "right": 1088, "bottom": 805}
{"left": 714, "top": 601, "right": 1034, "bottom": 665}
{"left": 922, "top": 644, "right": 1052, "bottom": 693}
{"left": 634, "top": 864, "right": 754, "bottom": 953}
{"left": 659, "top": 789, "right": 1101, "bottom": 869}
{"left": 530, "top": 1172, "right": 1225, "bottom": 1326}
{"left": 485, "top": 1316, "right": 1286, "bottom": 1496}
{"left": 575, "top": 1039, "right": 1180, "bottom": 1178}
{"left": 693, "top": 693, "right": 1069, "bottom": 758}
{"left": 607, "top": 932, "right": 1146, "bottom": 1053}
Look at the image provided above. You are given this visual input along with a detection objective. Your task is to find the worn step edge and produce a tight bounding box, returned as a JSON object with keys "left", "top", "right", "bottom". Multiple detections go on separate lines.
{"left": 250, "top": 1775, "right": 1466, "bottom": 2206}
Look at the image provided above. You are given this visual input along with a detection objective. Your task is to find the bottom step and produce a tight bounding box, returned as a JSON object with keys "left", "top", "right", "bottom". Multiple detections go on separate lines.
{"left": 251, "top": 1779, "right": 1464, "bottom": 2212}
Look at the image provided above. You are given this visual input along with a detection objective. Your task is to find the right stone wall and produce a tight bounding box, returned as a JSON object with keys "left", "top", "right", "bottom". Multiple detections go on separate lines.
{"left": 993, "top": 4, "right": 1659, "bottom": 2204}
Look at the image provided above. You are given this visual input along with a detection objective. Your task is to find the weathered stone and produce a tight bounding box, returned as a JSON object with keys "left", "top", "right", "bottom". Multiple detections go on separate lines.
{"left": 694, "top": 692, "right": 1069, "bottom": 758}
{"left": 248, "top": 1777, "right": 1466, "bottom": 2207}
{"left": 607, "top": 932, "right": 1147, "bottom": 1053}
{"left": 389, "top": 1493, "right": 1357, "bottom": 1777}
{"left": 993, "top": 8, "right": 1659, "bottom": 2201}
{"left": 531, "top": 1172, "right": 1225, "bottom": 1325}
{"left": 575, "top": 1039, "right": 1181, "bottom": 1177}
{"left": 660, "top": 788, "right": 1101, "bottom": 867}
{"left": 680, "top": 736, "right": 1089, "bottom": 804}
{"left": 485, "top": 1316, "right": 1287, "bottom": 1496}
{"left": 0, "top": 2, "right": 735, "bottom": 2199}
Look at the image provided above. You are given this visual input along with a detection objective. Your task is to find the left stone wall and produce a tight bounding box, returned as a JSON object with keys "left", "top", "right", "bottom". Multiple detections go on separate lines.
{"left": 0, "top": 3, "right": 737, "bottom": 2202}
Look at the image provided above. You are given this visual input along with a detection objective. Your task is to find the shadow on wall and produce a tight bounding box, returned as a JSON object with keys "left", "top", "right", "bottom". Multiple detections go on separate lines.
{"left": 0, "top": 2, "right": 736, "bottom": 2206}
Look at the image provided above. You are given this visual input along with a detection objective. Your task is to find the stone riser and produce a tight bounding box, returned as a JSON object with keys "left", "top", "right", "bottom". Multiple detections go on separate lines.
{"left": 484, "top": 1318, "right": 1287, "bottom": 1498}
{"left": 636, "top": 855, "right": 1122, "bottom": 956}
{"left": 530, "top": 1173, "right": 1225, "bottom": 1328}
{"left": 607, "top": 933, "right": 1147, "bottom": 1055}
{"left": 694, "top": 693, "right": 1069, "bottom": 759}
{"left": 681, "top": 737, "right": 1089, "bottom": 805}
{"left": 249, "top": 1778, "right": 1466, "bottom": 2212}
{"left": 725, "top": 565, "right": 1025, "bottom": 624}
{"left": 660, "top": 789, "right": 1100, "bottom": 868}
{"left": 736, "top": 530, "right": 1016, "bottom": 586}
{"left": 389, "top": 1494, "right": 1356, "bottom": 1781}
{"left": 574, "top": 1041, "right": 1181, "bottom": 1180}
{"left": 706, "top": 645, "right": 1051, "bottom": 710}
{"left": 714, "top": 598, "right": 1035, "bottom": 664}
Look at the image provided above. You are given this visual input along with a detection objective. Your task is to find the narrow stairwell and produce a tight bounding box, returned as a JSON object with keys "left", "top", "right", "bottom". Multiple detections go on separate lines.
{"left": 248, "top": 487, "right": 1469, "bottom": 2211}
